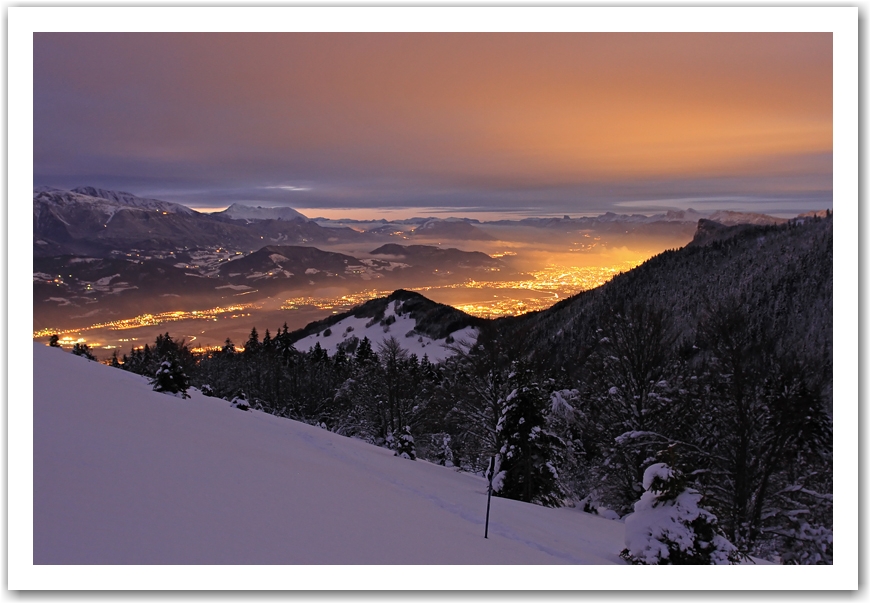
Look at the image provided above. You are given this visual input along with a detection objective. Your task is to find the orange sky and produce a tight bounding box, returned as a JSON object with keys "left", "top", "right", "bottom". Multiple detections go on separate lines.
{"left": 34, "top": 33, "right": 832, "bottom": 215}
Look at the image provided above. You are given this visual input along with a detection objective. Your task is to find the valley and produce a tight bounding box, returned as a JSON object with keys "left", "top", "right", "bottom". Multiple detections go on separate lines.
{"left": 33, "top": 187, "right": 690, "bottom": 355}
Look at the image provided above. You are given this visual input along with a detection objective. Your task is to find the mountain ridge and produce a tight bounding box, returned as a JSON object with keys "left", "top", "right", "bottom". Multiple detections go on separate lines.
{"left": 217, "top": 203, "right": 308, "bottom": 222}
{"left": 33, "top": 187, "right": 365, "bottom": 256}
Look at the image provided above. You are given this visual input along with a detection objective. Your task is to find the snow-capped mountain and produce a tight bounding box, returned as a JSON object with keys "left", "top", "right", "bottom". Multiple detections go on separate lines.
{"left": 34, "top": 186, "right": 195, "bottom": 219}
{"left": 70, "top": 186, "right": 198, "bottom": 215}
{"left": 293, "top": 299, "right": 478, "bottom": 362}
{"left": 33, "top": 187, "right": 366, "bottom": 257}
{"left": 290, "top": 289, "right": 484, "bottom": 361}
{"left": 217, "top": 203, "right": 308, "bottom": 222}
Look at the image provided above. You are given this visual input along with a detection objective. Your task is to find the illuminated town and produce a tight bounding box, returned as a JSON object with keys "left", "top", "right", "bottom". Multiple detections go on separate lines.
{"left": 33, "top": 303, "right": 255, "bottom": 349}
{"left": 280, "top": 289, "right": 396, "bottom": 312}
{"left": 280, "top": 261, "right": 642, "bottom": 318}
{"left": 34, "top": 261, "right": 641, "bottom": 350}
{"left": 413, "top": 261, "right": 642, "bottom": 317}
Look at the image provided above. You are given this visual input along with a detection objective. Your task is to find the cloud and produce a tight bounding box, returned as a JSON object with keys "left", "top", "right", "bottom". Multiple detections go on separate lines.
{"left": 262, "top": 185, "right": 312, "bottom": 192}
{"left": 34, "top": 33, "right": 832, "bottom": 217}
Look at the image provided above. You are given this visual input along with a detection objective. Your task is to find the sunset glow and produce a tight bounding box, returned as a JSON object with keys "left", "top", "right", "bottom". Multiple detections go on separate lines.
{"left": 34, "top": 32, "right": 832, "bottom": 216}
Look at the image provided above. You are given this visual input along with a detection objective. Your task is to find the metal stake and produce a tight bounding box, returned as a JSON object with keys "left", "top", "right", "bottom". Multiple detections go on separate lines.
{"left": 485, "top": 456, "right": 495, "bottom": 538}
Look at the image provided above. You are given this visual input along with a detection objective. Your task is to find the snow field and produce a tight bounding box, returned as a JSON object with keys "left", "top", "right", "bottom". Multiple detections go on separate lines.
{"left": 22, "top": 347, "right": 846, "bottom": 590}
{"left": 33, "top": 343, "right": 622, "bottom": 565}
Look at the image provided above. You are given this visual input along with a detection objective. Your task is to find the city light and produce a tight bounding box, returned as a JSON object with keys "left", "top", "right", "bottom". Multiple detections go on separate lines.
{"left": 281, "top": 289, "right": 395, "bottom": 312}
{"left": 33, "top": 303, "right": 255, "bottom": 341}
{"left": 34, "top": 262, "right": 642, "bottom": 349}
{"left": 411, "top": 262, "right": 642, "bottom": 317}
{"left": 279, "top": 261, "right": 641, "bottom": 318}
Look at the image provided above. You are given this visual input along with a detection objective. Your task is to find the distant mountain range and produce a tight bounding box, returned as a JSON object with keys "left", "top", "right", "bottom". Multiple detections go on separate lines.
{"left": 35, "top": 186, "right": 197, "bottom": 215}
{"left": 35, "top": 186, "right": 809, "bottom": 259}
{"left": 33, "top": 186, "right": 829, "bottom": 337}
{"left": 33, "top": 187, "right": 364, "bottom": 257}
{"left": 484, "top": 209, "right": 787, "bottom": 228}
{"left": 410, "top": 219, "right": 495, "bottom": 240}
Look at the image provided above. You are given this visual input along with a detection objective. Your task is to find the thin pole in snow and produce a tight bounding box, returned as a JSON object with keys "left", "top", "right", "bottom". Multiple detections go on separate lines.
{"left": 485, "top": 456, "right": 495, "bottom": 539}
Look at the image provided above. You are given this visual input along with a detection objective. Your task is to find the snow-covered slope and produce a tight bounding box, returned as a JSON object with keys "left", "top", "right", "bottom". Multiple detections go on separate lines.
{"left": 33, "top": 343, "right": 624, "bottom": 565}
{"left": 33, "top": 186, "right": 196, "bottom": 216}
{"left": 219, "top": 203, "right": 308, "bottom": 222}
{"left": 70, "top": 186, "right": 197, "bottom": 215}
{"left": 293, "top": 300, "right": 478, "bottom": 362}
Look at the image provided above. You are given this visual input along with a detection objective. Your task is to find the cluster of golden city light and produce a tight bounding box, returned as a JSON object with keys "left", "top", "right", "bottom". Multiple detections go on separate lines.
{"left": 281, "top": 290, "right": 394, "bottom": 312}
{"left": 33, "top": 303, "right": 256, "bottom": 349}
{"left": 411, "top": 262, "right": 642, "bottom": 317}
{"left": 34, "top": 261, "right": 641, "bottom": 350}
{"left": 278, "top": 262, "right": 641, "bottom": 319}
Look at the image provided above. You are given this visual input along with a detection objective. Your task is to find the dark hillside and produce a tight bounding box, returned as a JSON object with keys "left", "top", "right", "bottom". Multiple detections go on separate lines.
{"left": 507, "top": 217, "right": 833, "bottom": 391}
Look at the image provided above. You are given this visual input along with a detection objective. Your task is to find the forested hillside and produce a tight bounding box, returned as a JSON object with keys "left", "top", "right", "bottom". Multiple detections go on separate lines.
{"left": 507, "top": 215, "right": 832, "bottom": 391}
{"left": 102, "top": 216, "right": 833, "bottom": 564}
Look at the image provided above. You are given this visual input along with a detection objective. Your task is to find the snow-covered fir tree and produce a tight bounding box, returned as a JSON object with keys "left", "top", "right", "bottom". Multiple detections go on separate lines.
{"left": 392, "top": 425, "right": 416, "bottom": 460}
{"left": 71, "top": 342, "right": 95, "bottom": 360}
{"left": 151, "top": 356, "right": 190, "bottom": 398}
{"left": 621, "top": 462, "right": 739, "bottom": 565}
{"left": 493, "top": 362, "right": 564, "bottom": 507}
{"left": 231, "top": 390, "right": 249, "bottom": 411}
{"left": 434, "top": 433, "right": 454, "bottom": 467}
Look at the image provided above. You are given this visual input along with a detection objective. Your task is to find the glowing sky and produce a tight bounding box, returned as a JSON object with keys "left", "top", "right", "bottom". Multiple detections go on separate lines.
{"left": 34, "top": 33, "right": 832, "bottom": 217}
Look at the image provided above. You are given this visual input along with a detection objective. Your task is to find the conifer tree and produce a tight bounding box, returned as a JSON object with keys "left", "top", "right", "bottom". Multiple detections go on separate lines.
{"left": 434, "top": 433, "right": 454, "bottom": 466}
{"left": 231, "top": 390, "right": 249, "bottom": 410}
{"left": 71, "top": 342, "right": 96, "bottom": 360}
{"left": 354, "top": 336, "right": 375, "bottom": 364}
{"left": 493, "top": 362, "right": 564, "bottom": 507}
{"left": 49, "top": 334, "right": 60, "bottom": 347}
{"left": 151, "top": 355, "right": 190, "bottom": 398}
{"left": 621, "top": 462, "right": 739, "bottom": 565}
{"left": 244, "top": 327, "right": 260, "bottom": 355}
{"left": 392, "top": 425, "right": 417, "bottom": 460}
